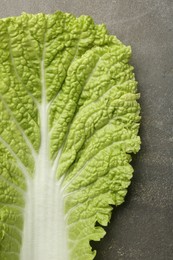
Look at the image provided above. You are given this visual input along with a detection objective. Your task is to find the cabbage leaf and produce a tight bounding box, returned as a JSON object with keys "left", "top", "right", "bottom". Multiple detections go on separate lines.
{"left": 0, "top": 11, "right": 140, "bottom": 260}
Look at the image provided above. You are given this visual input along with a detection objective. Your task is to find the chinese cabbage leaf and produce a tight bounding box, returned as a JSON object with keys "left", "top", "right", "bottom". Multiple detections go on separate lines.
{"left": 0, "top": 11, "right": 140, "bottom": 260}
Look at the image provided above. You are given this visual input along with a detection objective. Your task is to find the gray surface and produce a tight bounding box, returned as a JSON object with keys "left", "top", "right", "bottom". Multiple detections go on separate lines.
{"left": 1, "top": 0, "right": 173, "bottom": 259}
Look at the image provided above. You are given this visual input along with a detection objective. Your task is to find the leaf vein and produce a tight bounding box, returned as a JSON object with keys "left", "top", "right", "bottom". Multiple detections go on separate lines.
{"left": 0, "top": 94, "right": 38, "bottom": 161}
{"left": 0, "top": 136, "right": 31, "bottom": 181}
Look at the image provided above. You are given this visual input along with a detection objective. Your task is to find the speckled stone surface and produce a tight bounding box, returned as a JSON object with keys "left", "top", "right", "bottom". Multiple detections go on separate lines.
{"left": 0, "top": 1, "right": 173, "bottom": 259}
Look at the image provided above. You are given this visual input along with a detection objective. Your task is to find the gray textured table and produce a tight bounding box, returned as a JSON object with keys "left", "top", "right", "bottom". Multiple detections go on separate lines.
{"left": 1, "top": 1, "right": 173, "bottom": 259}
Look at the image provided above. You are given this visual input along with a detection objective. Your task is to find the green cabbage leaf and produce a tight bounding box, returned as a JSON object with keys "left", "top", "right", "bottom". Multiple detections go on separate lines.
{"left": 0, "top": 11, "right": 140, "bottom": 260}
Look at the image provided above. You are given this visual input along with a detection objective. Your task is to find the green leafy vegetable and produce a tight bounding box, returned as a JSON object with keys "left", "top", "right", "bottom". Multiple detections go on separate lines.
{"left": 0, "top": 11, "right": 141, "bottom": 260}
